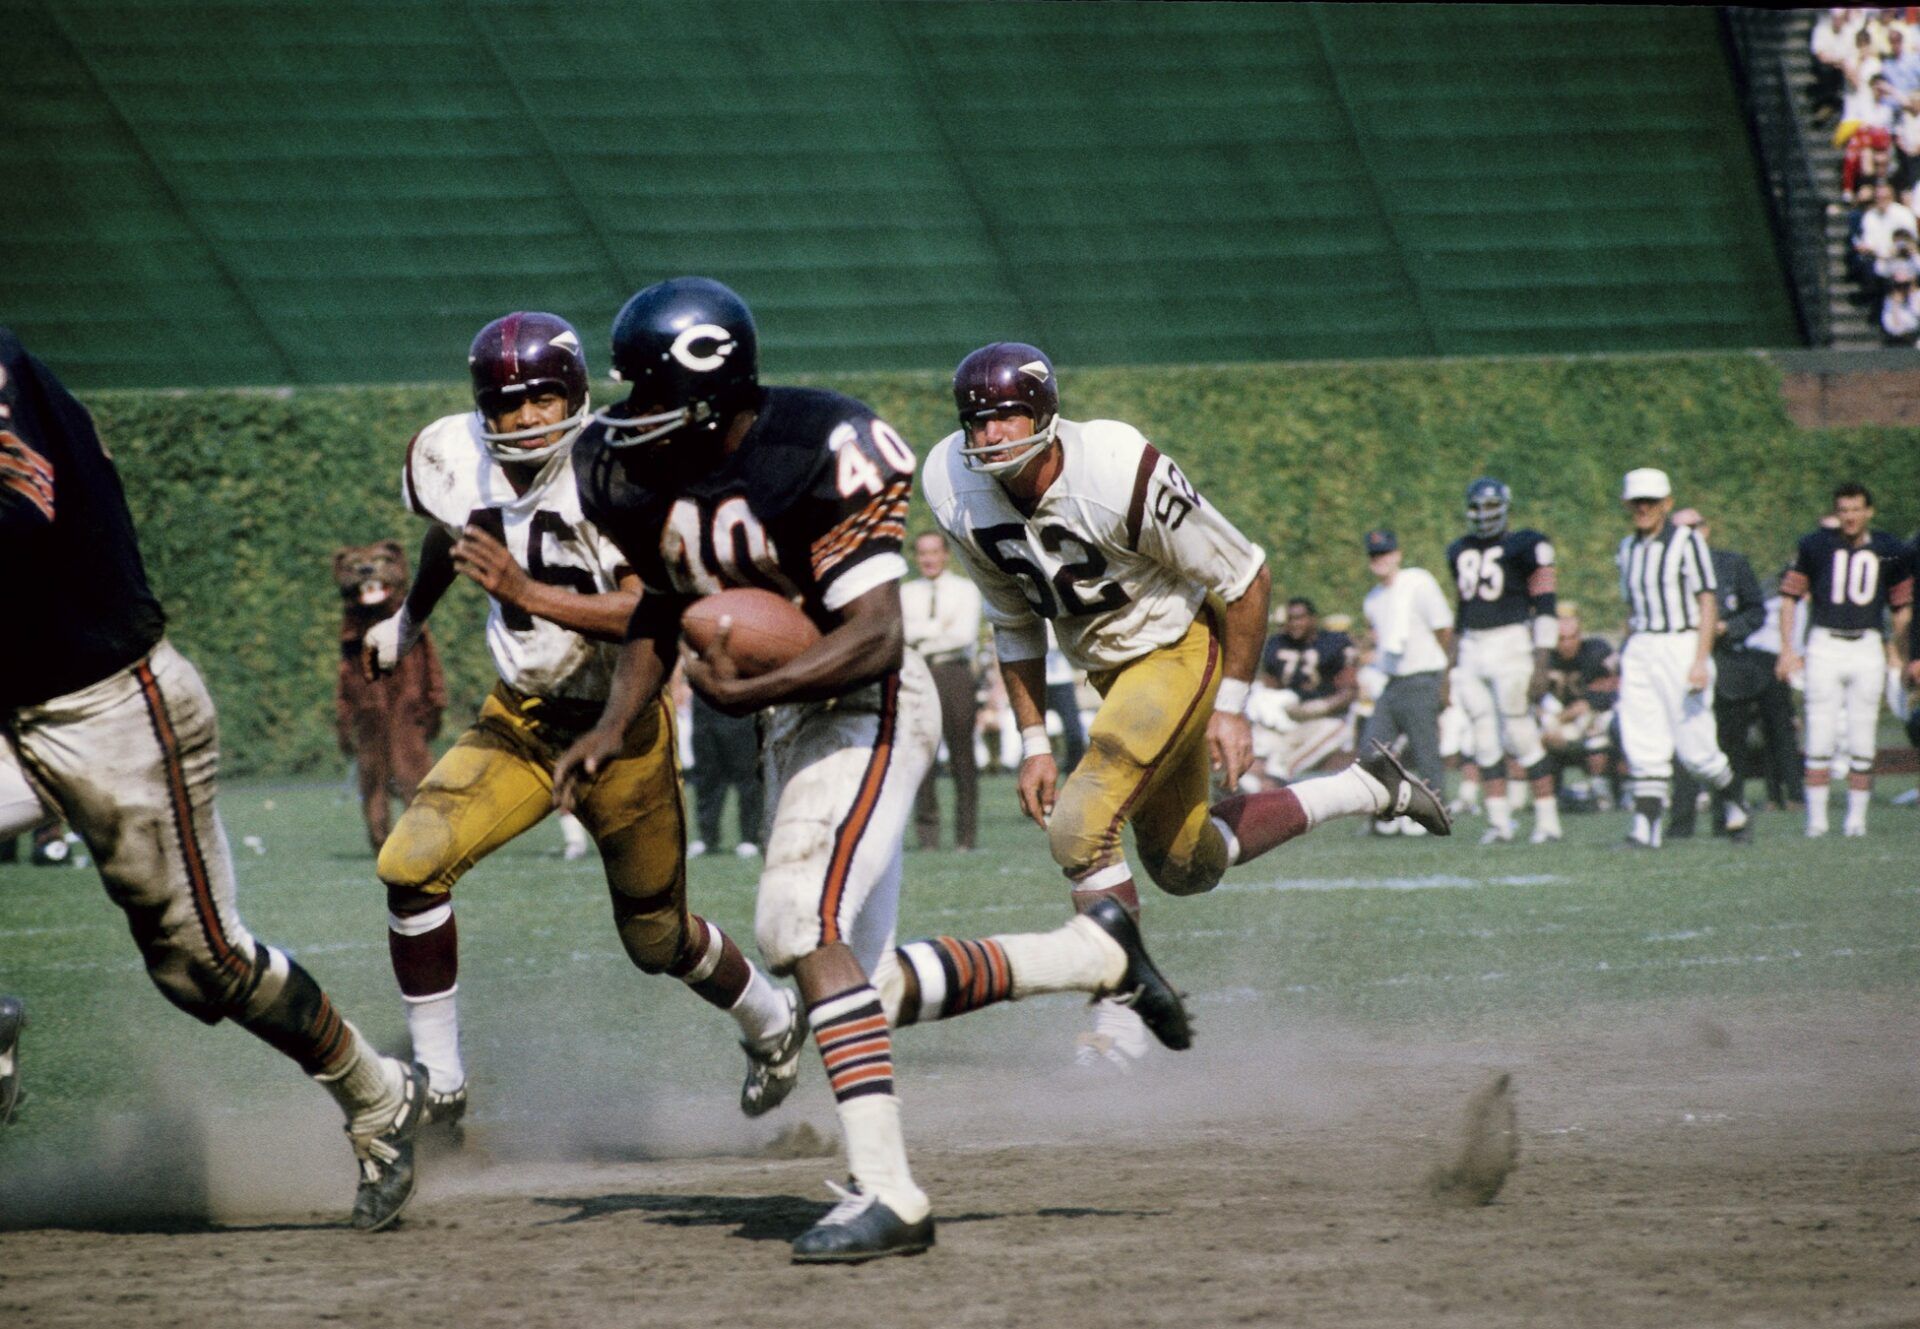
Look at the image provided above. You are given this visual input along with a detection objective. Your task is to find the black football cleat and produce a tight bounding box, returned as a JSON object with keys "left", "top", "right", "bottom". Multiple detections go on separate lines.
{"left": 1358, "top": 741, "right": 1452, "bottom": 836}
{"left": 791, "top": 1182, "right": 935, "bottom": 1264}
{"left": 1083, "top": 897, "right": 1192, "bottom": 1051}
{"left": 349, "top": 1061, "right": 428, "bottom": 1232}
{"left": 0, "top": 996, "right": 24, "bottom": 1125}
{"left": 740, "top": 988, "right": 807, "bottom": 1119}
{"left": 423, "top": 1081, "right": 469, "bottom": 1148}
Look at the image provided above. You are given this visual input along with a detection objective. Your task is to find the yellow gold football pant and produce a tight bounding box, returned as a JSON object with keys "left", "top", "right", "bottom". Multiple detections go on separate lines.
{"left": 376, "top": 683, "right": 693, "bottom": 973}
{"left": 1048, "top": 613, "right": 1229, "bottom": 897}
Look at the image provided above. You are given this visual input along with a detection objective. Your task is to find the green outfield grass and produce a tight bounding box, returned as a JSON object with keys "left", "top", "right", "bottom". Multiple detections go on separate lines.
{"left": 1, "top": 771, "right": 1915, "bottom": 1153}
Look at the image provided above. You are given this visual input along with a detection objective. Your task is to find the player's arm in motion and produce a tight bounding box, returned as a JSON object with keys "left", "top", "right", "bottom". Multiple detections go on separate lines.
{"left": 363, "top": 525, "right": 457, "bottom": 679}
{"left": 1209, "top": 562, "right": 1272, "bottom": 785}
{"left": 448, "top": 523, "right": 638, "bottom": 641}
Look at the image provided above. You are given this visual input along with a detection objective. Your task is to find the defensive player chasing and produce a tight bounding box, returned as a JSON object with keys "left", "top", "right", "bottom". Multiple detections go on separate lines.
{"left": 923, "top": 342, "right": 1450, "bottom": 1063}
{"left": 0, "top": 328, "right": 427, "bottom": 1229}
{"left": 1445, "top": 478, "right": 1564, "bottom": 845}
{"left": 1776, "top": 483, "right": 1913, "bottom": 837}
{"left": 364, "top": 312, "right": 804, "bottom": 1132}
{"left": 554, "top": 279, "right": 1190, "bottom": 1264}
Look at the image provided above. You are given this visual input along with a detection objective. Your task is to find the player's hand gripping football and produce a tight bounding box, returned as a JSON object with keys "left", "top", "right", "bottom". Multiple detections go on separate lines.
{"left": 1207, "top": 710, "right": 1254, "bottom": 789}
{"left": 452, "top": 524, "right": 530, "bottom": 606}
{"left": 552, "top": 724, "right": 624, "bottom": 813}
{"left": 681, "top": 618, "right": 757, "bottom": 716}
{"left": 1018, "top": 751, "right": 1059, "bottom": 829}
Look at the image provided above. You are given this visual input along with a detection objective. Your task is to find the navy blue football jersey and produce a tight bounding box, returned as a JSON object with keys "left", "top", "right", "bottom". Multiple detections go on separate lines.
{"left": 1445, "top": 528, "right": 1557, "bottom": 632}
{"left": 0, "top": 329, "right": 166, "bottom": 707}
{"left": 576, "top": 386, "right": 913, "bottom": 641}
{"left": 1544, "top": 637, "right": 1616, "bottom": 709}
{"left": 1782, "top": 528, "right": 1913, "bottom": 632}
{"left": 1259, "top": 629, "right": 1354, "bottom": 702}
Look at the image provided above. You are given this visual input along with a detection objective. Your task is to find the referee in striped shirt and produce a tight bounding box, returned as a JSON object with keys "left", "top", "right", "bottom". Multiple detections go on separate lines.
{"left": 1614, "top": 468, "right": 1753, "bottom": 848}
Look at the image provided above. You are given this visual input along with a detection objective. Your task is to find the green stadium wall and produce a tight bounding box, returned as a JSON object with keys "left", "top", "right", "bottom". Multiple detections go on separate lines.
{"left": 9, "top": 3, "right": 1797, "bottom": 390}
{"left": 89, "top": 353, "right": 1918, "bottom": 777}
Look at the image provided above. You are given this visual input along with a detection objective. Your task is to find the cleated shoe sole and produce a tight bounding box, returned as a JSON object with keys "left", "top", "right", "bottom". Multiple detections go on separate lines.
{"left": 351, "top": 1062, "right": 428, "bottom": 1232}
{"left": 1082, "top": 898, "right": 1192, "bottom": 1051}
{"left": 1359, "top": 742, "right": 1452, "bottom": 837}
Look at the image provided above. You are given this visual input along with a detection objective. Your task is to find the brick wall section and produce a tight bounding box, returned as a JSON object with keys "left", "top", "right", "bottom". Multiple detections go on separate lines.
{"left": 1780, "top": 367, "right": 1920, "bottom": 427}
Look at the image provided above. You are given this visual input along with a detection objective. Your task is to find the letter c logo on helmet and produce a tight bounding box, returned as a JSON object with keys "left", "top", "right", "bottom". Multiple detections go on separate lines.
{"left": 670, "top": 324, "right": 736, "bottom": 373}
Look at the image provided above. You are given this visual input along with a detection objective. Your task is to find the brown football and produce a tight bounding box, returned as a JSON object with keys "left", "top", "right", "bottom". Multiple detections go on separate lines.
{"left": 681, "top": 588, "right": 822, "bottom": 677}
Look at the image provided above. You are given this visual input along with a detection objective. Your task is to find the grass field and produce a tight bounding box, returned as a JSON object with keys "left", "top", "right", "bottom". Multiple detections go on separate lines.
{"left": 2, "top": 768, "right": 1917, "bottom": 1328}
{"left": 2, "top": 768, "right": 1914, "bottom": 1148}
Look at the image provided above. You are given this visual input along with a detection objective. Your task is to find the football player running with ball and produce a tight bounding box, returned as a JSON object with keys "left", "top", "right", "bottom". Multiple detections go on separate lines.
{"left": 364, "top": 312, "right": 804, "bottom": 1134}
{"left": 923, "top": 343, "right": 1450, "bottom": 1067}
{"left": 1776, "top": 482, "right": 1913, "bottom": 837}
{"left": 1445, "top": 478, "right": 1564, "bottom": 845}
{"left": 0, "top": 328, "right": 427, "bottom": 1230}
{"left": 554, "top": 279, "right": 1191, "bottom": 1265}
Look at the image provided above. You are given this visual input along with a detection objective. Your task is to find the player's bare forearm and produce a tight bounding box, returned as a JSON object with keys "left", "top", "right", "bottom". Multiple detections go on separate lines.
{"left": 553, "top": 633, "right": 670, "bottom": 810}
{"left": 1000, "top": 655, "right": 1050, "bottom": 732}
{"left": 707, "top": 581, "right": 903, "bottom": 711}
{"left": 405, "top": 525, "right": 459, "bottom": 623}
{"left": 1218, "top": 564, "right": 1271, "bottom": 685}
{"left": 1892, "top": 606, "right": 1913, "bottom": 668}
{"left": 1694, "top": 591, "right": 1718, "bottom": 664}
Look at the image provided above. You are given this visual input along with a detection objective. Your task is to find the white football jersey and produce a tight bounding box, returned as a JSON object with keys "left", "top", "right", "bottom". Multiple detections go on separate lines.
{"left": 403, "top": 413, "right": 628, "bottom": 702}
{"left": 923, "top": 418, "right": 1264, "bottom": 672}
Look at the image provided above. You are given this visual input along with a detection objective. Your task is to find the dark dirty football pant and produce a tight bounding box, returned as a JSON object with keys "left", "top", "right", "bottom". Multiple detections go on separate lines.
{"left": 1361, "top": 670, "right": 1445, "bottom": 793}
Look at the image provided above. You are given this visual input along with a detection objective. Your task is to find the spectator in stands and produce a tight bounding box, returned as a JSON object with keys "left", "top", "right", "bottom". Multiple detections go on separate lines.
{"left": 1841, "top": 72, "right": 1901, "bottom": 193}
{"left": 1880, "top": 22, "right": 1920, "bottom": 97}
{"left": 1812, "top": 8, "right": 1862, "bottom": 121}
{"left": 1882, "top": 270, "right": 1920, "bottom": 342}
{"left": 1853, "top": 181, "right": 1919, "bottom": 288}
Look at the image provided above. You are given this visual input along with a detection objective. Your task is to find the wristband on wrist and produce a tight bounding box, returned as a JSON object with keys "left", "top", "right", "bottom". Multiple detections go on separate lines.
{"left": 1020, "top": 725, "right": 1052, "bottom": 761}
{"left": 1214, "top": 677, "right": 1251, "bottom": 716}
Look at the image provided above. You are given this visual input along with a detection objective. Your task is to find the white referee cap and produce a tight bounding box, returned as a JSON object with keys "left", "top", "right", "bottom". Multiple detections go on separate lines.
{"left": 1621, "top": 468, "right": 1671, "bottom": 501}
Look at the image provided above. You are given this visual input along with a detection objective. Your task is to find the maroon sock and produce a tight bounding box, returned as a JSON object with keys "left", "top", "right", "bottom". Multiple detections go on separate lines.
{"left": 1210, "top": 788, "right": 1310, "bottom": 866}
{"left": 669, "top": 916, "right": 752, "bottom": 1010}
{"left": 1070, "top": 878, "right": 1141, "bottom": 918}
{"left": 388, "top": 909, "right": 458, "bottom": 998}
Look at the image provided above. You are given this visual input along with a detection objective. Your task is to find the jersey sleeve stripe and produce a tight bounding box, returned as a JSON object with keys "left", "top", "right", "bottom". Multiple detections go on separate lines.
{"left": 1124, "top": 443, "right": 1161, "bottom": 551}
{"left": 402, "top": 429, "right": 430, "bottom": 518}
{"left": 809, "top": 479, "right": 910, "bottom": 582}
{"left": 1526, "top": 566, "right": 1556, "bottom": 597}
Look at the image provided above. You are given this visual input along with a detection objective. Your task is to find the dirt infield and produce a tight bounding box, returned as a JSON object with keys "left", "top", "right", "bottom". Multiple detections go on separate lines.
{"left": 2, "top": 994, "right": 1915, "bottom": 1329}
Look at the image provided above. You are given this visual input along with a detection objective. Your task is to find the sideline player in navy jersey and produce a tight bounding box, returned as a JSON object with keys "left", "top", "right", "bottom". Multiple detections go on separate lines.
{"left": 1777, "top": 483, "right": 1914, "bottom": 837}
{"left": 1254, "top": 597, "right": 1358, "bottom": 780}
{"left": 0, "top": 329, "right": 427, "bottom": 1229}
{"left": 552, "top": 279, "right": 1191, "bottom": 1264}
{"left": 1445, "top": 478, "right": 1564, "bottom": 843}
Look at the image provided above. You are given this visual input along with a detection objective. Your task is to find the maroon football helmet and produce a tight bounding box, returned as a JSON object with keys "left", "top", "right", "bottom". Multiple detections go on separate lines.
{"left": 468, "top": 311, "right": 591, "bottom": 462}
{"left": 952, "top": 341, "right": 1059, "bottom": 476}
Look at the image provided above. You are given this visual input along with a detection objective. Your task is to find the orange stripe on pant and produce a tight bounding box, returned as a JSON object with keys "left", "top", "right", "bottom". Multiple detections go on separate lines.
{"left": 817, "top": 671, "right": 899, "bottom": 946}
{"left": 135, "top": 662, "right": 249, "bottom": 984}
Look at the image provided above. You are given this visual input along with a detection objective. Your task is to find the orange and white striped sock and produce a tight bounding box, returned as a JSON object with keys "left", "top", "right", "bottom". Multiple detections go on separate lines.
{"left": 810, "top": 985, "right": 894, "bottom": 1103}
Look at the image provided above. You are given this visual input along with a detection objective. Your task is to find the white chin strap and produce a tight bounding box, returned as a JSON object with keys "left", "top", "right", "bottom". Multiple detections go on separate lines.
{"left": 591, "top": 402, "right": 709, "bottom": 449}
{"left": 478, "top": 407, "right": 587, "bottom": 464}
{"left": 959, "top": 414, "right": 1057, "bottom": 477}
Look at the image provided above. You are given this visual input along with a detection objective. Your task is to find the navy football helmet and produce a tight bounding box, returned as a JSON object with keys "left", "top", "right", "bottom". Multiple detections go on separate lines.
{"left": 468, "top": 312, "right": 591, "bottom": 464}
{"left": 952, "top": 341, "right": 1059, "bottom": 477}
{"left": 597, "top": 277, "right": 758, "bottom": 450}
{"left": 1465, "top": 477, "right": 1511, "bottom": 538}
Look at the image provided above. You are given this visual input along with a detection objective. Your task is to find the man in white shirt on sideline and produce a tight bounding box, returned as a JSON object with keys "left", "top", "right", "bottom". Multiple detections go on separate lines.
{"left": 902, "top": 531, "right": 985, "bottom": 851}
{"left": 1361, "top": 528, "right": 1456, "bottom": 835}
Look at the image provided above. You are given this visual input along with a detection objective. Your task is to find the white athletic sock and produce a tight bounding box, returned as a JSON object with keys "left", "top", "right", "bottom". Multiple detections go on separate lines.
{"left": 403, "top": 989, "right": 464, "bottom": 1094}
{"left": 1806, "top": 782, "right": 1830, "bottom": 834}
{"left": 1000, "top": 916, "right": 1126, "bottom": 999}
{"left": 1486, "top": 791, "right": 1513, "bottom": 835}
{"left": 315, "top": 1027, "right": 404, "bottom": 1135}
{"left": 1293, "top": 765, "right": 1384, "bottom": 826}
{"left": 1846, "top": 787, "right": 1870, "bottom": 830}
{"left": 839, "top": 1094, "right": 930, "bottom": 1222}
{"left": 729, "top": 967, "right": 793, "bottom": 1046}
{"left": 1532, "top": 794, "right": 1562, "bottom": 839}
